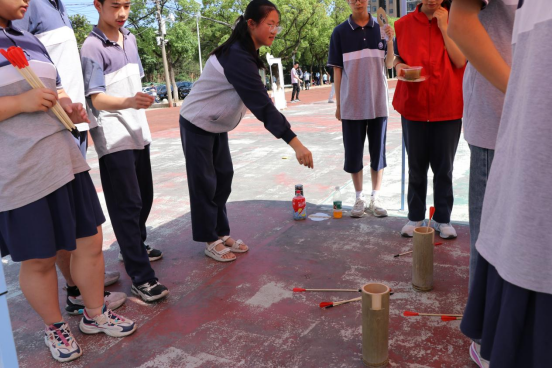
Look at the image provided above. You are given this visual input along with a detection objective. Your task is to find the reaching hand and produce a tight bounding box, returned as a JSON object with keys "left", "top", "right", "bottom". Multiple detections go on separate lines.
{"left": 19, "top": 88, "right": 57, "bottom": 113}
{"left": 395, "top": 63, "right": 411, "bottom": 77}
{"left": 289, "top": 137, "right": 314, "bottom": 169}
{"left": 130, "top": 92, "right": 155, "bottom": 109}
{"left": 434, "top": 7, "right": 449, "bottom": 31}
{"left": 335, "top": 105, "right": 341, "bottom": 121}
{"left": 62, "top": 102, "right": 90, "bottom": 124}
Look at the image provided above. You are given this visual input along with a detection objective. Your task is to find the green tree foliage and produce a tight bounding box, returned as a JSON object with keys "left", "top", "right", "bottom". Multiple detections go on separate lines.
{"left": 69, "top": 14, "right": 92, "bottom": 48}
{"left": 121, "top": 0, "right": 396, "bottom": 83}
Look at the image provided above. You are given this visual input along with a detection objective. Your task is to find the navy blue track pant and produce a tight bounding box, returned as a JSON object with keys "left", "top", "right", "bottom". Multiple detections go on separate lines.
{"left": 180, "top": 116, "right": 233, "bottom": 242}
{"left": 99, "top": 145, "right": 156, "bottom": 286}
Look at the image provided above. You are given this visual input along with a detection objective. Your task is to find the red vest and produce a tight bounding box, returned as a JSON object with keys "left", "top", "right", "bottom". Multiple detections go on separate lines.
{"left": 392, "top": 5, "right": 465, "bottom": 122}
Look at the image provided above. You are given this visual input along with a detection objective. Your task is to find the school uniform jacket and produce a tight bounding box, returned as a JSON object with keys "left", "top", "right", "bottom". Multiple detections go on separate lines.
{"left": 392, "top": 4, "right": 465, "bottom": 122}
{"left": 180, "top": 42, "right": 296, "bottom": 144}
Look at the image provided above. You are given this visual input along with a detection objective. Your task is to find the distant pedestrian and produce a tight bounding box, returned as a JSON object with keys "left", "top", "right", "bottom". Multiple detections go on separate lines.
{"left": 291, "top": 62, "right": 300, "bottom": 102}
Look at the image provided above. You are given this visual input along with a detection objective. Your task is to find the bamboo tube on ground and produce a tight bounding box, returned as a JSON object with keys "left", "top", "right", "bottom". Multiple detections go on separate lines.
{"left": 362, "top": 283, "right": 390, "bottom": 367}
{"left": 412, "top": 227, "right": 434, "bottom": 292}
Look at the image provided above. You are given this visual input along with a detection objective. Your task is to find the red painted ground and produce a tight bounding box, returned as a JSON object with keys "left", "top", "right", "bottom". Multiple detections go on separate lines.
{"left": 3, "top": 81, "right": 475, "bottom": 368}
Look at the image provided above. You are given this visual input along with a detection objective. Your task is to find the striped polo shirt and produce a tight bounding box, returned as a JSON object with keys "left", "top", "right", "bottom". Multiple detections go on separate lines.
{"left": 327, "top": 15, "right": 389, "bottom": 120}
{"left": 0, "top": 23, "right": 89, "bottom": 211}
{"left": 13, "top": 0, "right": 88, "bottom": 132}
{"left": 81, "top": 26, "right": 152, "bottom": 159}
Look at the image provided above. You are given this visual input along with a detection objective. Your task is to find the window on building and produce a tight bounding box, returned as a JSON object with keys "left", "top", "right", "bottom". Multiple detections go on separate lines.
{"left": 373, "top": 6, "right": 377, "bottom": 12}
{"left": 390, "top": 9, "right": 393, "bottom": 14}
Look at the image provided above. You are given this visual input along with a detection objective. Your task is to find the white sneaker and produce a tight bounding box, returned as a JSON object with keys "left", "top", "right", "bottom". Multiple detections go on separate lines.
{"left": 350, "top": 198, "right": 366, "bottom": 218}
{"left": 79, "top": 306, "right": 136, "bottom": 337}
{"left": 469, "top": 342, "right": 490, "bottom": 368}
{"left": 368, "top": 197, "right": 388, "bottom": 217}
{"left": 432, "top": 222, "right": 457, "bottom": 239}
{"left": 401, "top": 220, "right": 426, "bottom": 238}
{"left": 44, "top": 322, "right": 82, "bottom": 362}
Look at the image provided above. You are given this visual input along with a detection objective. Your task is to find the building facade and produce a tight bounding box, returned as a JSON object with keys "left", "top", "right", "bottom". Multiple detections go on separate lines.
{"left": 369, "top": 0, "right": 418, "bottom": 17}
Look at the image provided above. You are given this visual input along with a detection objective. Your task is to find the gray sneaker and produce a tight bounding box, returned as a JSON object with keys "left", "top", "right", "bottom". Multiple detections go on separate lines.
{"left": 431, "top": 222, "right": 457, "bottom": 239}
{"left": 400, "top": 220, "right": 426, "bottom": 238}
{"left": 351, "top": 198, "right": 366, "bottom": 218}
{"left": 368, "top": 197, "right": 388, "bottom": 217}
{"left": 104, "top": 271, "right": 120, "bottom": 287}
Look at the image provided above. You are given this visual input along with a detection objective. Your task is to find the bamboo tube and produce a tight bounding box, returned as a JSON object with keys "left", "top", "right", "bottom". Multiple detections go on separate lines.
{"left": 412, "top": 227, "right": 434, "bottom": 292}
{"left": 362, "top": 283, "right": 390, "bottom": 367}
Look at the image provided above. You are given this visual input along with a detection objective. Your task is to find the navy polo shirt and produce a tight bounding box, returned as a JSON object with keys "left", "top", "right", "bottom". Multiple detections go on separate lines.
{"left": 327, "top": 15, "right": 389, "bottom": 120}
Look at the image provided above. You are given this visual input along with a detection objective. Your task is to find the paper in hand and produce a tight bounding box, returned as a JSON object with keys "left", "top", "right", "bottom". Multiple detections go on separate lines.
{"left": 376, "top": 7, "right": 390, "bottom": 41}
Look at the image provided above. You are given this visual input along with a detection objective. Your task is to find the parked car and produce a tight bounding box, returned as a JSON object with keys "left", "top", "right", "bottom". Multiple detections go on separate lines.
{"left": 157, "top": 82, "right": 194, "bottom": 101}
{"left": 177, "top": 81, "right": 193, "bottom": 99}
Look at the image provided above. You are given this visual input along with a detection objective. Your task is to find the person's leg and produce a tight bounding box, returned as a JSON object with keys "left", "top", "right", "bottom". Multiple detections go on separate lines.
{"left": 135, "top": 145, "right": 154, "bottom": 246}
{"left": 56, "top": 250, "right": 75, "bottom": 287}
{"left": 296, "top": 83, "right": 300, "bottom": 100}
{"left": 468, "top": 144, "right": 495, "bottom": 292}
{"left": 212, "top": 133, "right": 235, "bottom": 238}
{"left": 291, "top": 83, "right": 297, "bottom": 101}
{"left": 180, "top": 117, "right": 235, "bottom": 260}
{"left": 343, "top": 119, "right": 369, "bottom": 217}
{"left": 401, "top": 117, "right": 430, "bottom": 222}
{"left": 71, "top": 227, "right": 104, "bottom": 317}
{"left": 19, "top": 257, "right": 62, "bottom": 325}
{"left": 428, "top": 119, "right": 462, "bottom": 224}
{"left": 367, "top": 117, "right": 388, "bottom": 191}
{"left": 99, "top": 151, "right": 156, "bottom": 285}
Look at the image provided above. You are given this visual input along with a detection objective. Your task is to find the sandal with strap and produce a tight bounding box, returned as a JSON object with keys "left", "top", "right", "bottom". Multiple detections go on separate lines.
{"left": 205, "top": 240, "right": 236, "bottom": 262}
{"left": 220, "top": 236, "right": 249, "bottom": 253}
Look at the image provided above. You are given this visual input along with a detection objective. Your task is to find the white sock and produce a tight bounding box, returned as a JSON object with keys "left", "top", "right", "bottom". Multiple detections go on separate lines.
{"left": 356, "top": 191, "right": 364, "bottom": 199}
{"left": 371, "top": 190, "right": 379, "bottom": 199}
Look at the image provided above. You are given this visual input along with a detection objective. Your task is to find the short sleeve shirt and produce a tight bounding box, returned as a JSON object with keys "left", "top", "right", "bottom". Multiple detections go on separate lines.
{"left": 0, "top": 23, "right": 89, "bottom": 211}
{"left": 462, "top": 0, "right": 516, "bottom": 149}
{"left": 80, "top": 27, "right": 151, "bottom": 159}
{"left": 13, "top": 0, "right": 89, "bottom": 131}
{"left": 327, "top": 15, "right": 389, "bottom": 120}
{"left": 476, "top": 0, "right": 552, "bottom": 294}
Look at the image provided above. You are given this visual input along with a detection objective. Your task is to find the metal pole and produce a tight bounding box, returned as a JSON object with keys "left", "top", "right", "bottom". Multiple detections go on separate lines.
{"left": 401, "top": 136, "right": 406, "bottom": 211}
{"left": 0, "top": 261, "right": 19, "bottom": 368}
{"left": 196, "top": 12, "right": 203, "bottom": 74}
{"left": 155, "top": 0, "right": 173, "bottom": 107}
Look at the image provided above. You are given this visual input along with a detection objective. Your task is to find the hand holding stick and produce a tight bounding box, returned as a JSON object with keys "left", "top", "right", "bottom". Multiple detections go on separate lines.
{"left": 0, "top": 47, "right": 79, "bottom": 138}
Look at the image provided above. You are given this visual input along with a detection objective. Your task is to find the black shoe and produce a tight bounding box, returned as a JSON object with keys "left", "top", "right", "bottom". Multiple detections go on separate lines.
{"left": 131, "top": 280, "right": 169, "bottom": 302}
{"left": 145, "top": 245, "right": 163, "bottom": 262}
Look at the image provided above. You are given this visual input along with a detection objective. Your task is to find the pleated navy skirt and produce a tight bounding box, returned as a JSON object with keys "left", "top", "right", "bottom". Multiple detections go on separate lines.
{"left": 460, "top": 255, "right": 552, "bottom": 368}
{"left": 0, "top": 172, "right": 105, "bottom": 262}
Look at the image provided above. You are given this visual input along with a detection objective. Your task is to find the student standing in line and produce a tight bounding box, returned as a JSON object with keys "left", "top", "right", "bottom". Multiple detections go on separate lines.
{"left": 291, "top": 62, "right": 300, "bottom": 102}
{"left": 179, "top": 0, "right": 313, "bottom": 263}
{"left": 393, "top": 0, "right": 466, "bottom": 238}
{"left": 81, "top": 0, "right": 169, "bottom": 302}
{"left": 0, "top": 1, "right": 136, "bottom": 363}
{"left": 446, "top": 0, "right": 514, "bottom": 293}
{"left": 304, "top": 69, "right": 311, "bottom": 90}
{"left": 13, "top": 0, "right": 127, "bottom": 316}
{"left": 328, "top": 0, "right": 395, "bottom": 218}
{"left": 449, "top": 1, "right": 552, "bottom": 367}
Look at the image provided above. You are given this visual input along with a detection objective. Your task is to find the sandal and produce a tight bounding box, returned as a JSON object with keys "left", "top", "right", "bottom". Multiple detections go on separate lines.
{"left": 205, "top": 240, "right": 236, "bottom": 262}
{"left": 220, "top": 236, "right": 249, "bottom": 253}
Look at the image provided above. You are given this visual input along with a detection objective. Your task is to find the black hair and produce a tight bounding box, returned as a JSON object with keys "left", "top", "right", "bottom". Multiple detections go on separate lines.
{"left": 210, "top": 0, "right": 280, "bottom": 70}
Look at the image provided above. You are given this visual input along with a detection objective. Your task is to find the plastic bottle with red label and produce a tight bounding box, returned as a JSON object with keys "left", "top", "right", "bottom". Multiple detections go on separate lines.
{"left": 292, "top": 190, "right": 307, "bottom": 220}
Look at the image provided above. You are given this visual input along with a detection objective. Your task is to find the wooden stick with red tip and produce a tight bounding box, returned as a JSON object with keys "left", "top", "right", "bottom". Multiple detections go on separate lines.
{"left": 403, "top": 310, "right": 463, "bottom": 317}
{"left": 320, "top": 297, "right": 361, "bottom": 309}
{"left": 428, "top": 206, "right": 435, "bottom": 231}
{"left": 0, "top": 47, "right": 79, "bottom": 138}
{"left": 293, "top": 287, "right": 361, "bottom": 293}
{"left": 394, "top": 242, "right": 442, "bottom": 258}
{"left": 441, "top": 316, "right": 462, "bottom": 321}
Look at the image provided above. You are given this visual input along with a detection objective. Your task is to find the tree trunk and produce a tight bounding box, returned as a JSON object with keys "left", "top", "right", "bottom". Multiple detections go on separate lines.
{"left": 169, "top": 63, "right": 179, "bottom": 103}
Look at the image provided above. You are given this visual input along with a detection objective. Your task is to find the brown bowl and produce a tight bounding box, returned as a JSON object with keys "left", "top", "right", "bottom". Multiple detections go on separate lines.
{"left": 403, "top": 66, "right": 423, "bottom": 81}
